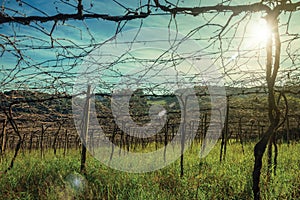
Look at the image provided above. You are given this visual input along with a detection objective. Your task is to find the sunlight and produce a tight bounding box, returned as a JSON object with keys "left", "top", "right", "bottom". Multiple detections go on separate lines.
{"left": 251, "top": 18, "right": 272, "bottom": 44}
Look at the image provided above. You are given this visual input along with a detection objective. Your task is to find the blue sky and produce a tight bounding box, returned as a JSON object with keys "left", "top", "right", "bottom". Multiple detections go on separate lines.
{"left": 1, "top": 0, "right": 300, "bottom": 93}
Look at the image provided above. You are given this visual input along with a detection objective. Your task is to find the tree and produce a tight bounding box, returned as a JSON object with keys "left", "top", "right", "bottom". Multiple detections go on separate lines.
{"left": 1, "top": 1, "right": 300, "bottom": 199}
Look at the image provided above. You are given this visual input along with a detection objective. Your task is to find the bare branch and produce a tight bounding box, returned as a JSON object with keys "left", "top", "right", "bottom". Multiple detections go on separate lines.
{"left": 0, "top": 11, "right": 150, "bottom": 24}
{"left": 153, "top": 0, "right": 272, "bottom": 15}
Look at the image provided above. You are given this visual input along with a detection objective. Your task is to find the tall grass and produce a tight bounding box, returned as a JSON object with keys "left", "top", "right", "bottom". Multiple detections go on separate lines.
{"left": 0, "top": 142, "right": 299, "bottom": 199}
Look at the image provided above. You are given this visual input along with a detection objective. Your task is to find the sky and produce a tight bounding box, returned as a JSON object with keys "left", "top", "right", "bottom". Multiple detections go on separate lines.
{"left": 1, "top": 0, "right": 300, "bottom": 93}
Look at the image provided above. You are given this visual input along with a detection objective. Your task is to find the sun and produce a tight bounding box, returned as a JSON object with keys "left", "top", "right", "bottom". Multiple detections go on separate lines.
{"left": 251, "top": 18, "right": 272, "bottom": 44}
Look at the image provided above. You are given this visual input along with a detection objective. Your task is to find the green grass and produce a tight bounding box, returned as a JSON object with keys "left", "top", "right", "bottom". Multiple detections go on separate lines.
{"left": 0, "top": 142, "right": 299, "bottom": 199}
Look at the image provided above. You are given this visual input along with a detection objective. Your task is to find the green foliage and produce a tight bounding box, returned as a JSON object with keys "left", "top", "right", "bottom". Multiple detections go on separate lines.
{"left": 0, "top": 143, "right": 299, "bottom": 199}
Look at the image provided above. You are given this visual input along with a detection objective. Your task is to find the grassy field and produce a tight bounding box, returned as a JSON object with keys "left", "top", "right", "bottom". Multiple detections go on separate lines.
{"left": 0, "top": 142, "right": 299, "bottom": 200}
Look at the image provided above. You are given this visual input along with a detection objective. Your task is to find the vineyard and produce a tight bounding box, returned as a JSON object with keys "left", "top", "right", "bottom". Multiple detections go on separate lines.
{"left": 1, "top": 86, "right": 300, "bottom": 150}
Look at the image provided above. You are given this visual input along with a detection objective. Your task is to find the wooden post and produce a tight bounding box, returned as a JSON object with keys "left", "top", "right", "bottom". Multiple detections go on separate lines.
{"left": 63, "top": 129, "right": 68, "bottom": 156}
{"left": 180, "top": 95, "right": 188, "bottom": 178}
{"left": 80, "top": 85, "right": 91, "bottom": 175}
{"left": 119, "top": 121, "right": 124, "bottom": 156}
{"left": 203, "top": 112, "right": 207, "bottom": 144}
{"left": 22, "top": 134, "right": 26, "bottom": 152}
{"left": 1, "top": 118, "right": 7, "bottom": 156}
{"left": 40, "top": 125, "right": 46, "bottom": 159}
{"left": 223, "top": 99, "right": 230, "bottom": 161}
{"left": 109, "top": 123, "right": 117, "bottom": 161}
{"left": 52, "top": 124, "right": 61, "bottom": 156}
{"left": 286, "top": 115, "right": 290, "bottom": 146}
{"left": 29, "top": 132, "right": 33, "bottom": 153}
{"left": 163, "top": 119, "right": 169, "bottom": 162}
{"left": 220, "top": 99, "right": 229, "bottom": 162}
{"left": 155, "top": 128, "right": 158, "bottom": 150}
